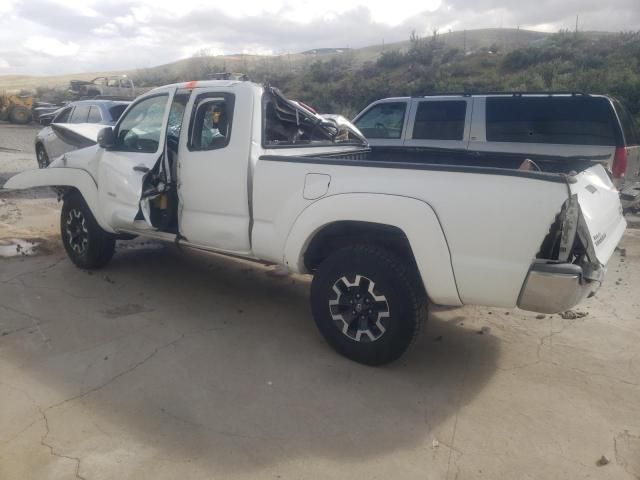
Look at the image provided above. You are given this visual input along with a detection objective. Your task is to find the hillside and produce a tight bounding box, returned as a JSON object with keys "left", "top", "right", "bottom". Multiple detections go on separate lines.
{"left": 0, "top": 28, "right": 551, "bottom": 92}
{"left": 1, "top": 28, "right": 638, "bottom": 123}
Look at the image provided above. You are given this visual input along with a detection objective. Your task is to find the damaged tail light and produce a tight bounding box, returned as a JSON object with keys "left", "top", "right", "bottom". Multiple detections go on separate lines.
{"left": 557, "top": 194, "right": 580, "bottom": 262}
{"left": 612, "top": 146, "right": 627, "bottom": 179}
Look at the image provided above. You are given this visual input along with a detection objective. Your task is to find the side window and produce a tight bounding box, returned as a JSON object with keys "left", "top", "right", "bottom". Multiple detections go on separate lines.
{"left": 87, "top": 106, "right": 102, "bottom": 123}
{"left": 53, "top": 107, "right": 72, "bottom": 123}
{"left": 188, "top": 94, "right": 234, "bottom": 151}
{"left": 412, "top": 101, "right": 467, "bottom": 140}
{"left": 354, "top": 102, "right": 406, "bottom": 139}
{"left": 69, "top": 105, "right": 90, "bottom": 123}
{"left": 107, "top": 78, "right": 119, "bottom": 87}
{"left": 486, "top": 97, "right": 617, "bottom": 146}
{"left": 115, "top": 94, "right": 168, "bottom": 153}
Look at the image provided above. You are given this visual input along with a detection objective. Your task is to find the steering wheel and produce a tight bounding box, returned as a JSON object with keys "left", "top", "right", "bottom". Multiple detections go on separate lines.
{"left": 374, "top": 122, "right": 389, "bottom": 137}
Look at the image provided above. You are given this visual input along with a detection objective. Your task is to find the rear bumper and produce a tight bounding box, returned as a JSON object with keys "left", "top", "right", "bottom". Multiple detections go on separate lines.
{"left": 620, "top": 181, "right": 640, "bottom": 209}
{"left": 517, "top": 262, "right": 604, "bottom": 314}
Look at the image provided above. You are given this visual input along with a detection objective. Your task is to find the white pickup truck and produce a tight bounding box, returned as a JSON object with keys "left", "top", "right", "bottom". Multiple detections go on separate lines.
{"left": 4, "top": 80, "right": 627, "bottom": 365}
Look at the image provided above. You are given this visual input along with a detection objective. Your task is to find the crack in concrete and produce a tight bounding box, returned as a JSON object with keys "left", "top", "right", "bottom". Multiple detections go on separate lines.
{"left": 46, "top": 332, "right": 188, "bottom": 413}
{"left": 0, "top": 256, "right": 66, "bottom": 285}
{"left": 40, "top": 407, "right": 87, "bottom": 480}
{"left": 1, "top": 324, "right": 227, "bottom": 478}
{"left": 614, "top": 430, "right": 640, "bottom": 480}
{"left": 0, "top": 301, "right": 49, "bottom": 343}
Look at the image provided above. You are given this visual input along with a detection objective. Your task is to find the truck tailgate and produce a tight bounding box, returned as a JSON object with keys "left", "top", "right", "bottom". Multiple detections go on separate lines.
{"left": 571, "top": 164, "right": 626, "bottom": 265}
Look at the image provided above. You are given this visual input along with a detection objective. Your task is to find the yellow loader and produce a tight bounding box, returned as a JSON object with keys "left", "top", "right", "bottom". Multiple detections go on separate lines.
{"left": 0, "top": 93, "right": 33, "bottom": 124}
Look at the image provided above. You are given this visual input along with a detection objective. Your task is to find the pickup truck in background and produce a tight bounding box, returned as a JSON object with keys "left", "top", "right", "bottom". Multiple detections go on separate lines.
{"left": 69, "top": 75, "right": 136, "bottom": 100}
{"left": 4, "top": 81, "right": 627, "bottom": 365}
{"left": 353, "top": 93, "right": 640, "bottom": 208}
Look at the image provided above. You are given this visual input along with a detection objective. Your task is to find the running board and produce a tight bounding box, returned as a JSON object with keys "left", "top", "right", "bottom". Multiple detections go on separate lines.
{"left": 117, "top": 229, "right": 262, "bottom": 263}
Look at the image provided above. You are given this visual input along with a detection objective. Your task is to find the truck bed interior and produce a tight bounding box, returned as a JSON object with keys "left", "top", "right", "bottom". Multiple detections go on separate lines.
{"left": 269, "top": 146, "right": 604, "bottom": 178}
{"left": 335, "top": 146, "right": 602, "bottom": 175}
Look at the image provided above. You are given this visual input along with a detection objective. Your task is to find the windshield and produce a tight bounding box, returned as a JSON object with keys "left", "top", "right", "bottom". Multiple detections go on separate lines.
{"left": 263, "top": 87, "right": 366, "bottom": 148}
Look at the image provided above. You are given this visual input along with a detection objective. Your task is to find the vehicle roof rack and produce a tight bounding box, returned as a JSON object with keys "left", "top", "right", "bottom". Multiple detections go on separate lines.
{"left": 207, "top": 72, "right": 250, "bottom": 81}
{"left": 412, "top": 91, "right": 589, "bottom": 98}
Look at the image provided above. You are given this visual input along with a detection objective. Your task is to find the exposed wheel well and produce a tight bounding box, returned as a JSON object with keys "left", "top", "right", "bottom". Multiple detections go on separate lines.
{"left": 303, "top": 221, "right": 416, "bottom": 272}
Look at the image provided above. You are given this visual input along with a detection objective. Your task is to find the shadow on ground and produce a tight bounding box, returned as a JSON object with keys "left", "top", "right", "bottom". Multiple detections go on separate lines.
{"left": 1, "top": 243, "right": 500, "bottom": 473}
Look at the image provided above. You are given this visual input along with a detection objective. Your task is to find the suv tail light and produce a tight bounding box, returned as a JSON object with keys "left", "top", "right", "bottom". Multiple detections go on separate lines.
{"left": 612, "top": 146, "right": 628, "bottom": 179}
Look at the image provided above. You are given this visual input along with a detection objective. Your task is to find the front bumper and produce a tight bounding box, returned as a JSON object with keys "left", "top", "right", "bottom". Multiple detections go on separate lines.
{"left": 517, "top": 262, "right": 604, "bottom": 314}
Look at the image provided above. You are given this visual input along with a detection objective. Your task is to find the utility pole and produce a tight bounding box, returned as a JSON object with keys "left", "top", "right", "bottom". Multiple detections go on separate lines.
{"left": 575, "top": 15, "right": 579, "bottom": 34}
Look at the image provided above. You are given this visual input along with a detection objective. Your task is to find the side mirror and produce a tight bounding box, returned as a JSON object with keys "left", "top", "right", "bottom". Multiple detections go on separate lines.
{"left": 97, "top": 127, "right": 115, "bottom": 149}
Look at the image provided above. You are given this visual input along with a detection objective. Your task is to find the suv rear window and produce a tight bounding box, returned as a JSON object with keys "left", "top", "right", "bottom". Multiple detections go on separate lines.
{"left": 612, "top": 99, "right": 639, "bottom": 146}
{"left": 486, "top": 96, "right": 617, "bottom": 146}
{"left": 412, "top": 100, "right": 466, "bottom": 140}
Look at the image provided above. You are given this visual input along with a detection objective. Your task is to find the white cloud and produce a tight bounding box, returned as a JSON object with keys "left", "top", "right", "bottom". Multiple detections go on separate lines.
{"left": 0, "top": 0, "right": 637, "bottom": 75}
{"left": 0, "top": 58, "right": 10, "bottom": 69}
{"left": 24, "top": 36, "right": 80, "bottom": 57}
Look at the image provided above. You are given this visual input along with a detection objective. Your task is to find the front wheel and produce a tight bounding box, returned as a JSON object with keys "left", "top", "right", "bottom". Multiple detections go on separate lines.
{"left": 36, "top": 145, "right": 49, "bottom": 168}
{"left": 61, "top": 192, "right": 115, "bottom": 269}
{"left": 310, "top": 245, "right": 426, "bottom": 366}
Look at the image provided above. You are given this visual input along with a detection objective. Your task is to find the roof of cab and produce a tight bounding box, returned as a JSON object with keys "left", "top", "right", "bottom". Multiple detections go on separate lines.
{"left": 147, "top": 80, "right": 261, "bottom": 95}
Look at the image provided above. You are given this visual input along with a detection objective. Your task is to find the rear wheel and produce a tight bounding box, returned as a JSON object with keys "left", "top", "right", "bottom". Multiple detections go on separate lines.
{"left": 9, "top": 106, "right": 31, "bottom": 125}
{"left": 310, "top": 245, "right": 426, "bottom": 365}
{"left": 61, "top": 192, "right": 115, "bottom": 269}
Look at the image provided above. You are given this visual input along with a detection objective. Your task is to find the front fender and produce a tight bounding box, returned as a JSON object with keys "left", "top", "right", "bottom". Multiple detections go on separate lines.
{"left": 2, "top": 168, "right": 113, "bottom": 233}
{"left": 284, "top": 193, "right": 461, "bottom": 306}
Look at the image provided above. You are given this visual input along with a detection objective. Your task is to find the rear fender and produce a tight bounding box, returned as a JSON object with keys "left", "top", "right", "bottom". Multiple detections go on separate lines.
{"left": 2, "top": 168, "right": 113, "bottom": 233}
{"left": 284, "top": 193, "right": 461, "bottom": 306}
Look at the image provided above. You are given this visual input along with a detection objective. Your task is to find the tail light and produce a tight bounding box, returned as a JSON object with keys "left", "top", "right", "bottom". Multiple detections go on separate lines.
{"left": 612, "top": 146, "right": 628, "bottom": 179}
{"left": 558, "top": 195, "right": 579, "bottom": 262}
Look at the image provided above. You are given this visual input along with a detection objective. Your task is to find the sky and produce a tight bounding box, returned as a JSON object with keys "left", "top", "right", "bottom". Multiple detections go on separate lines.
{"left": 0, "top": 0, "right": 639, "bottom": 76}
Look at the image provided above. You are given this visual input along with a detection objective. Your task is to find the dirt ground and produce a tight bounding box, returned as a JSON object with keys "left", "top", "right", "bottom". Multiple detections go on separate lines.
{"left": 1, "top": 122, "right": 639, "bottom": 480}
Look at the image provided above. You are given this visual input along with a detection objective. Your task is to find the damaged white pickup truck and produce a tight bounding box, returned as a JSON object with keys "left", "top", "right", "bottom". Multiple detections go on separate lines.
{"left": 4, "top": 80, "right": 627, "bottom": 365}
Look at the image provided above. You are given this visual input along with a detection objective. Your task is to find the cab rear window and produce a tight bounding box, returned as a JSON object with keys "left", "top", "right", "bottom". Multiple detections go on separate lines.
{"left": 486, "top": 96, "right": 617, "bottom": 146}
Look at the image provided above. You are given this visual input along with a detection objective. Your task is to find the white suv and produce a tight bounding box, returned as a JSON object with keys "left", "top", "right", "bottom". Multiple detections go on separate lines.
{"left": 354, "top": 93, "right": 640, "bottom": 207}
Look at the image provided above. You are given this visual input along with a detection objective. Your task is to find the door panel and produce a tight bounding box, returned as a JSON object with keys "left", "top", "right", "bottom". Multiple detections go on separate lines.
{"left": 177, "top": 88, "right": 252, "bottom": 252}
{"left": 97, "top": 91, "right": 175, "bottom": 230}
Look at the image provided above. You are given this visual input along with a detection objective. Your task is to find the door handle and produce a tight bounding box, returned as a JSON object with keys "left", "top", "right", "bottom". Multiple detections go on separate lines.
{"left": 133, "top": 165, "right": 150, "bottom": 173}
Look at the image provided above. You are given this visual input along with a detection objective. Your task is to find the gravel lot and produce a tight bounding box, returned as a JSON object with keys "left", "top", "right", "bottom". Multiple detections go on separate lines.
{"left": 1, "top": 122, "right": 639, "bottom": 480}
{"left": 0, "top": 121, "right": 38, "bottom": 154}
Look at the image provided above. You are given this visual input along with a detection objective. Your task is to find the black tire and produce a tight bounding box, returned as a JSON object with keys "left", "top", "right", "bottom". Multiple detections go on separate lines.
{"left": 310, "top": 245, "right": 427, "bottom": 366}
{"left": 9, "top": 106, "right": 32, "bottom": 125}
{"left": 61, "top": 192, "right": 115, "bottom": 269}
{"left": 36, "top": 144, "right": 49, "bottom": 168}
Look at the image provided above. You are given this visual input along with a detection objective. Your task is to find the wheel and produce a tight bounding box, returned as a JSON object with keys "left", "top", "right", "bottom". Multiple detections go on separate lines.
{"left": 36, "top": 145, "right": 49, "bottom": 168}
{"left": 9, "top": 106, "right": 32, "bottom": 125}
{"left": 310, "top": 245, "right": 427, "bottom": 365}
{"left": 60, "top": 192, "right": 115, "bottom": 269}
